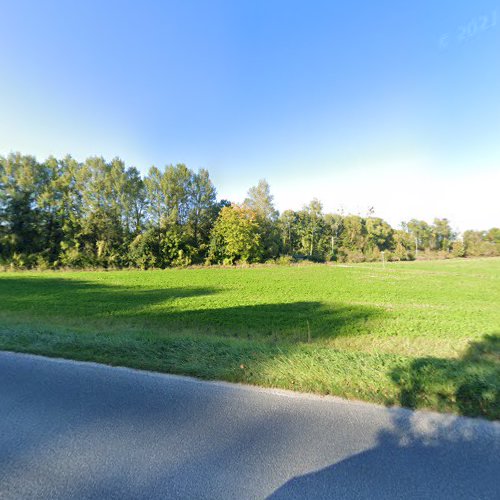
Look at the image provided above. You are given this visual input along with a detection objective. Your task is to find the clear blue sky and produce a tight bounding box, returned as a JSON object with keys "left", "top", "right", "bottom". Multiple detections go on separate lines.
{"left": 1, "top": 1, "right": 499, "bottom": 231}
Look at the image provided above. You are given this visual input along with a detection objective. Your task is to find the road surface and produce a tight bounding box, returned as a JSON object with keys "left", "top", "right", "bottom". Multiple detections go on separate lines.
{"left": 0, "top": 351, "right": 498, "bottom": 499}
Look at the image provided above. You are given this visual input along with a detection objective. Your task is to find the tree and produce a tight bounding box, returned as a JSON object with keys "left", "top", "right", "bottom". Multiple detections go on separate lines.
{"left": 0, "top": 153, "right": 45, "bottom": 264}
{"left": 244, "top": 179, "right": 278, "bottom": 221}
{"left": 324, "top": 213, "right": 344, "bottom": 260}
{"left": 244, "top": 179, "right": 280, "bottom": 259}
{"left": 122, "top": 167, "right": 146, "bottom": 236}
{"left": 463, "top": 230, "right": 499, "bottom": 257}
{"left": 297, "top": 199, "right": 324, "bottom": 259}
{"left": 432, "top": 218, "right": 455, "bottom": 251}
{"left": 162, "top": 163, "right": 192, "bottom": 226}
{"left": 486, "top": 228, "right": 500, "bottom": 245}
{"left": 209, "top": 205, "right": 260, "bottom": 264}
{"left": 365, "top": 217, "right": 393, "bottom": 251}
{"left": 56, "top": 156, "right": 85, "bottom": 267}
{"left": 187, "top": 168, "right": 217, "bottom": 259}
{"left": 144, "top": 166, "right": 165, "bottom": 230}
{"left": 143, "top": 163, "right": 195, "bottom": 266}
{"left": 278, "top": 210, "right": 299, "bottom": 255}
{"left": 1, "top": 150, "right": 498, "bottom": 268}
{"left": 486, "top": 228, "right": 500, "bottom": 256}
{"left": 404, "top": 219, "right": 432, "bottom": 253}
{"left": 338, "top": 215, "right": 366, "bottom": 261}
{"left": 74, "top": 156, "right": 131, "bottom": 266}
{"left": 392, "top": 229, "right": 414, "bottom": 261}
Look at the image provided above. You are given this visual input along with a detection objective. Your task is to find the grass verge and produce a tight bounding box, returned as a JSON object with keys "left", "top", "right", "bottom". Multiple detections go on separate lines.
{"left": 1, "top": 327, "right": 498, "bottom": 420}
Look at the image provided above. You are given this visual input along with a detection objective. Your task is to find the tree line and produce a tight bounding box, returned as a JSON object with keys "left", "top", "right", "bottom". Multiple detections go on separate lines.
{"left": 1, "top": 153, "right": 499, "bottom": 269}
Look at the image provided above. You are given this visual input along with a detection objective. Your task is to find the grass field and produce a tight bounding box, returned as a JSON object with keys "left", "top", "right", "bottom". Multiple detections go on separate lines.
{"left": 1, "top": 258, "right": 499, "bottom": 419}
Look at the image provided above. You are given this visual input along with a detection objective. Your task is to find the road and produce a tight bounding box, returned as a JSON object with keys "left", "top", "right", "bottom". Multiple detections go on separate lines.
{"left": 0, "top": 351, "right": 498, "bottom": 499}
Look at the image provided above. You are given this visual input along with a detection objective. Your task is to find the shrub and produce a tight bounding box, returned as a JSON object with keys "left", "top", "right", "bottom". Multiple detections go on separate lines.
{"left": 451, "top": 241, "right": 466, "bottom": 258}
{"left": 363, "top": 247, "right": 381, "bottom": 262}
{"left": 275, "top": 255, "right": 295, "bottom": 265}
{"left": 339, "top": 249, "right": 365, "bottom": 263}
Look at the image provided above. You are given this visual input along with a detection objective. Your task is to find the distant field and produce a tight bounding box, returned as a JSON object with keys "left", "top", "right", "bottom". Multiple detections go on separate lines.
{"left": 1, "top": 258, "right": 499, "bottom": 419}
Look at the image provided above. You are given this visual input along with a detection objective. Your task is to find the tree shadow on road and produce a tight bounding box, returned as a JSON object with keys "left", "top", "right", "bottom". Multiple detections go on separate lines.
{"left": 3, "top": 352, "right": 498, "bottom": 500}
{"left": 269, "top": 408, "right": 500, "bottom": 499}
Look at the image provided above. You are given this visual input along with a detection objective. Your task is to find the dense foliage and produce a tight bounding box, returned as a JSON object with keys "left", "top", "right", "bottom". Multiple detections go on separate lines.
{"left": 1, "top": 153, "right": 499, "bottom": 268}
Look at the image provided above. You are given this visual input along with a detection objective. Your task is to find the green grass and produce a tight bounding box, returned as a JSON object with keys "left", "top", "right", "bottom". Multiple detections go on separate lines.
{"left": 1, "top": 258, "right": 499, "bottom": 419}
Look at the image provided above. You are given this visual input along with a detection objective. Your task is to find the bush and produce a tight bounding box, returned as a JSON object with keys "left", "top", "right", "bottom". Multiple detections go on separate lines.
{"left": 338, "top": 249, "right": 365, "bottom": 263}
{"left": 437, "top": 250, "right": 451, "bottom": 259}
{"left": 10, "top": 253, "right": 29, "bottom": 269}
{"left": 451, "top": 241, "right": 465, "bottom": 258}
{"left": 363, "top": 247, "right": 381, "bottom": 262}
{"left": 384, "top": 251, "right": 394, "bottom": 262}
{"left": 172, "top": 249, "right": 192, "bottom": 268}
{"left": 275, "top": 255, "right": 295, "bottom": 265}
{"left": 393, "top": 243, "right": 413, "bottom": 261}
{"left": 35, "top": 254, "right": 51, "bottom": 271}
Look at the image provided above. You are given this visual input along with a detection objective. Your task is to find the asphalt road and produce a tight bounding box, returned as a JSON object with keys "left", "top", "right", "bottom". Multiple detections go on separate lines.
{"left": 0, "top": 352, "right": 499, "bottom": 499}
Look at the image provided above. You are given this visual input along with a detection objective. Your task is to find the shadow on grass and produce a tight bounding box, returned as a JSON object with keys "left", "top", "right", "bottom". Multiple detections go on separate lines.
{"left": 0, "top": 275, "right": 218, "bottom": 311}
{"left": 389, "top": 334, "right": 500, "bottom": 419}
{"left": 2, "top": 276, "right": 498, "bottom": 419}
{"left": 0, "top": 276, "right": 383, "bottom": 341}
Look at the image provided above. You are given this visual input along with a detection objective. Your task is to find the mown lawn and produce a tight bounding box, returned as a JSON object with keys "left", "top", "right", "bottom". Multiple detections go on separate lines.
{"left": 1, "top": 258, "right": 499, "bottom": 419}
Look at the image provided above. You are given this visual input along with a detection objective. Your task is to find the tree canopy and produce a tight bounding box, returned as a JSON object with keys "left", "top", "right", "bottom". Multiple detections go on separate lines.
{"left": 1, "top": 152, "right": 498, "bottom": 269}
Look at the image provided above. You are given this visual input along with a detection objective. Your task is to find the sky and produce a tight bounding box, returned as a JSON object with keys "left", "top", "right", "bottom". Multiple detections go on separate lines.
{"left": 1, "top": 0, "right": 499, "bottom": 232}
